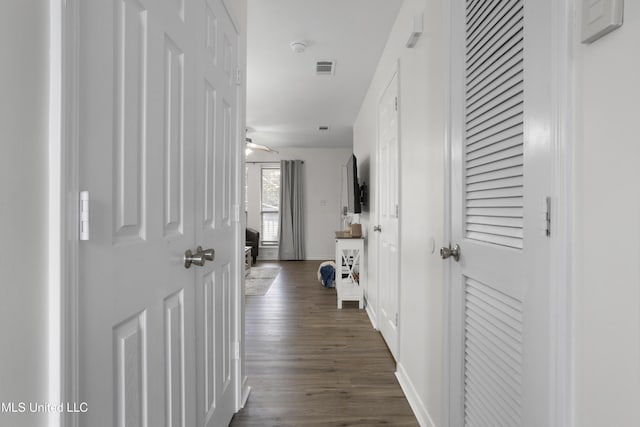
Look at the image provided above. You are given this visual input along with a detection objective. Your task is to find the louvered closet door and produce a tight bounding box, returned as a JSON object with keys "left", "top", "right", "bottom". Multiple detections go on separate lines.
{"left": 449, "top": 0, "right": 553, "bottom": 426}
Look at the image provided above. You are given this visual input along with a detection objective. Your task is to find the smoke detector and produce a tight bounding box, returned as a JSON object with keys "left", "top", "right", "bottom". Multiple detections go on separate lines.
{"left": 289, "top": 41, "right": 307, "bottom": 53}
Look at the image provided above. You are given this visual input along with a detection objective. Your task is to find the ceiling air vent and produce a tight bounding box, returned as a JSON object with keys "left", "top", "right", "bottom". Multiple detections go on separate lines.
{"left": 315, "top": 60, "right": 335, "bottom": 76}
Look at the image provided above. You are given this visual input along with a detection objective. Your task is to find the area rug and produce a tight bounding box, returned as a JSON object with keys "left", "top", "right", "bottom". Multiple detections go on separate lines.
{"left": 245, "top": 267, "right": 281, "bottom": 296}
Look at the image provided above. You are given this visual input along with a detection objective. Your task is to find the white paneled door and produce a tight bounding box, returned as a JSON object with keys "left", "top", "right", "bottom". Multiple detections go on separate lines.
{"left": 448, "top": 0, "right": 553, "bottom": 426}
{"left": 377, "top": 70, "right": 400, "bottom": 360}
{"left": 78, "top": 0, "right": 239, "bottom": 426}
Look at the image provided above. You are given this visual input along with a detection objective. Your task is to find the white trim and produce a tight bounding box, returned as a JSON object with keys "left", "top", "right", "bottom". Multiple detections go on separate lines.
{"left": 231, "top": 0, "right": 248, "bottom": 412}
{"left": 442, "top": 0, "right": 466, "bottom": 425}
{"left": 440, "top": 0, "right": 454, "bottom": 425}
{"left": 395, "top": 363, "right": 436, "bottom": 427}
{"left": 365, "top": 299, "right": 378, "bottom": 330}
{"left": 59, "top": 0, "right": 81, "bottom": 426}
{"left": 548, "top": 1, "right": 574, "bottom": 426}
{"left": 48, "top": 1, "right": 63, "bottom": 426}
{"left": 240, "top": 377, "right": 251, "bottom": 408}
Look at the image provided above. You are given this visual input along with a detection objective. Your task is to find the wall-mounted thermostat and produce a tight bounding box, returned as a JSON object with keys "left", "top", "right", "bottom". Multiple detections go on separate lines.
{"left": 581, "top": 0, "right": 624, "bottom": 44}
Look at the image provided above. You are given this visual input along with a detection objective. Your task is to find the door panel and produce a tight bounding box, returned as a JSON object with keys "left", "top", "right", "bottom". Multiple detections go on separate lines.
{"left": 449, "top": 0, "right": 552, "bottom": 425}
{"left": 78, "top": 0, "right": 238, "bottom": 426}
{"left": 377, "top": 70, "right": 400, "bottom": 359}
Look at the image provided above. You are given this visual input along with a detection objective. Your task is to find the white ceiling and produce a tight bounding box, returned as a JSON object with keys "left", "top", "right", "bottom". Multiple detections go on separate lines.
{"left": 246, "top": 0, "right": 403, "bottom": 149}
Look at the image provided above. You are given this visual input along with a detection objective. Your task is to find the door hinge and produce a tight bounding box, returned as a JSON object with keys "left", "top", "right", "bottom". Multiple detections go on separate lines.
{"left": 236, "top": 69, "right": 242, "bottom": 86}
{"left": 545, "top": 196, "right": 551, "bottom": 237}
{"left": 395, "top": 313, "right": 399, "bottom": 327}
{"left": 234, "top": 341, "right": 240, "bottom": 360}
{"left": 394, "top": 96, "right": 398, "bottom": 111}
{"left": 233, "top": 204, "right": 241, "bottom": 223}
{"left": 80, "top": 190, "right": 90, "bottom": 241}
{"left": 395, "top": 204, "right": 399, "bottom": 218}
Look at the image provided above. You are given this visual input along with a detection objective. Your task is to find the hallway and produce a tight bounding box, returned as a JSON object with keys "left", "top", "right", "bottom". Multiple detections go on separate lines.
{"left": 230, "top": 261, "right": 418, "bottom": 426}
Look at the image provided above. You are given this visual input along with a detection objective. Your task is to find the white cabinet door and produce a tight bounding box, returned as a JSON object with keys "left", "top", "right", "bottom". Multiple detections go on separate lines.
{"left": 448, "top": 0, "right": 553, "bottom": 425}
{"left": 377, "top": 70, "right": 400, "bottom": 360}
{"left": 78, "top": 0, "right": 239, "bottom": 425}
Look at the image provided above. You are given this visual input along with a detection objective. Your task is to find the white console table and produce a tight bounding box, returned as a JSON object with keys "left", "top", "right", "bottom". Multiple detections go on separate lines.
{"left": 335, "top": 233, "right": 364, "bottom": 309}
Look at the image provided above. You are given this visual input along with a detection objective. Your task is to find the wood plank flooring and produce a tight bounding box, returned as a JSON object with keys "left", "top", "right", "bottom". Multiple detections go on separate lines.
{"left": 230, "top": 261, "right": 418, "bottom": 426}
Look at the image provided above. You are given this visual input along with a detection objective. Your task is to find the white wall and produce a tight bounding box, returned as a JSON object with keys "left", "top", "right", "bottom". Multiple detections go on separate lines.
{"left": 353, "top": 0, "right": 445, "bottom": 425}
{"left": 573, "top": 2, "right": 640, "bottom": 425}
{"left": 246, "top": 147, "right": 352, "bottom": 260}
{"left": 0, "top": 1, "right": 50, "bottom": 426}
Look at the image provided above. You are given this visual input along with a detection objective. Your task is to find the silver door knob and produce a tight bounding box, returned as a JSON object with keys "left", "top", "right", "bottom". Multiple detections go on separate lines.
{"left": 440, "top": 244, "right": 460, "bottom": 262}
{"left": 200, "top": 247, "right": 215, "bottom": 261}
{"left": 184, "top": 248, "right": 206, "bottom": 269}
{"left": 373, "top": 225, "right": 382, "bottom": 232}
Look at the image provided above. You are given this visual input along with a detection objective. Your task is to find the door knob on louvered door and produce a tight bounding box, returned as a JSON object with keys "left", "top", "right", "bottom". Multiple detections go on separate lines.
{"left": 440, "top": 244, "right": 460, "bottom": 262}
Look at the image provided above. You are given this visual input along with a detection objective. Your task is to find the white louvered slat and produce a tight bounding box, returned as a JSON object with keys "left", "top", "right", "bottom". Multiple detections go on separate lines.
{"left": 466, "top": 207, "right": 522, "bottom": 217}
{"left": 465, "top": 0, "right": 524, "bottom": 250}
{"left": 467, "top": 123, "right": 522, "bottom": 152}
{"left": 467, "top": 88, "right": 523, "bottom": 128}
{"left": 466, "top": 101, "right": 523, "bottom": 137}
{"left": 465, "top": 278, "right": 523, "bottom": 427}
{"left": 466, "top": 155, "right": 523, "bottom": 178}
{"left": 466, "top": 114, "right": 522, "bottom": 148}
{"left": 467, "top": 1, "right": 522, "bottom": 66}
{"left": 466, "top": 165, "right": 522, "bottom": 184}
{"left": 467, "top": 196, "right": 523, "bottom": 208}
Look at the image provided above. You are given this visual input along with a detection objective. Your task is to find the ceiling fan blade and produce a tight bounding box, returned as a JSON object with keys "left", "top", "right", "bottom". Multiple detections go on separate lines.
{"left": 246, "top": 141, "right": 279, "bottom": 154}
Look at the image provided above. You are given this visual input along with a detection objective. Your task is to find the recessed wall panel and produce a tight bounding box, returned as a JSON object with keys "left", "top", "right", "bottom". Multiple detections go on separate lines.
{"left": 206, "top": 5, "right": 217, "bottom": 63}
{"left": 202, "top": 272, "right": 216, "bottom": 413}
{"left": 113, "top": 311, "right": 148, "bottom": 427}
{"left": 222, "top": 264, "right": 231, "bottom": 388}
{"left": 221, "top": 101, "right": 231, "bottom": 225}
{"left": 164, "top": 291, "right": 184, "bottom": 427}
{"left": 223, "top": 35, "right": 232, "bottom": 84}
{"left": 204, "top": 82, "right": 216, "bottom": 229}
{"left": 113, "top": 0, "right": 147, "bottom": 242}
{"left": 163, "top": 35, "right": 184, "bottom": 237}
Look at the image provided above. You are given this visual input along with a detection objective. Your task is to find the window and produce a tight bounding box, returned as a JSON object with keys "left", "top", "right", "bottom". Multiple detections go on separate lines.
{"left": 260, "top": 167, "right": 280, "bottom": 245}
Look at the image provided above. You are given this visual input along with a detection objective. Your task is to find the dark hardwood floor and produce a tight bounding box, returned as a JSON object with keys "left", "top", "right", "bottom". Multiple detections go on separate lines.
{"left": 230, "top": 261, "right": 418, "bottom": 426}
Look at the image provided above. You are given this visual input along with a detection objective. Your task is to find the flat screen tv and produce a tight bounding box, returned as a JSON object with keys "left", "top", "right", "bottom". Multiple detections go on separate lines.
{"left": 346, "top": 154, "right": 361, "bottom": 214}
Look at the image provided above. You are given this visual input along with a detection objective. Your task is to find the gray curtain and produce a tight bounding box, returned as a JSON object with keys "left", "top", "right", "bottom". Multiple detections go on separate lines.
{"left": 278, "top": 160, "right": 305, "bottom": 260}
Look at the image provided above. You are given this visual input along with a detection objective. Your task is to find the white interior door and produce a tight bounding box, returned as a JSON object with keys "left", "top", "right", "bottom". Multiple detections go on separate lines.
{"left": 448, "top": 0, "right": 553, "bottom": 425}
{"left": 377, "top": 70, "right": 400, "bottom": 360}
{"left": 77, "top": 0, "right": 238, "bottom": 425}
{"left": 193, "top": 1, "right": 239, "bottom": 426}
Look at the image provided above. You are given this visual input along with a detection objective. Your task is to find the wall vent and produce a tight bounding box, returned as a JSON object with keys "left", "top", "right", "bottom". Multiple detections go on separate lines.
{"left": 315, "top": 60, "right": 335, "bottom": 76}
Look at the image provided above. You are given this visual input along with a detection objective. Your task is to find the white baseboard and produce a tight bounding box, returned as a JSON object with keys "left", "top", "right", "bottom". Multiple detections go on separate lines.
{"left": 240, "top": 376, "right": 251, "bottom": 409}
{"left": 365, "top": 300, "right": 378, "bottom": 330}
{"left": 396, "top": 362, "right": 436, "bottom": 427}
